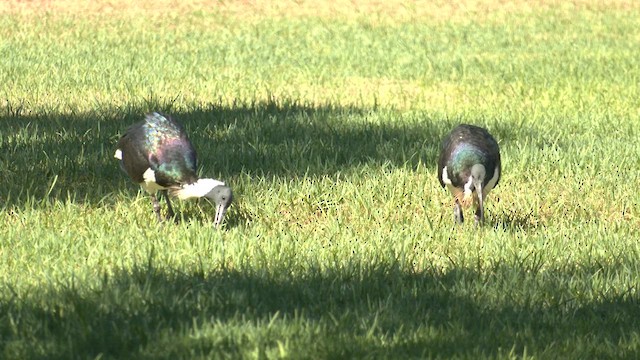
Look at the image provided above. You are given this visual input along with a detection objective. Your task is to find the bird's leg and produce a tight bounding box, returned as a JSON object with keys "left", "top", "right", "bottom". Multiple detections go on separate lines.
{"left": 454, "top": 199, "right": 464, "bottom": 224}
{"left": 162, "top": 190, "right": 176, "bottom": 221}
{"left": 150, "top": 193, "right": 163, "bottom": 222}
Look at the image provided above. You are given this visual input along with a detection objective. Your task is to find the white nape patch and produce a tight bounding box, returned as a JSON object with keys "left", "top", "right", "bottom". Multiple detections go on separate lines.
{"left": 114, "top": 149, "right": 123, "bottom": 160}
{"left": 441, "top": 166, "right": 452, "bottom": 185}
{"left": 463, "top": 175, "right": 474, "bottom": 199}
{"left": 172, "top": 178, "right": 225, "bottom": 200}
{"left": 483, "top": 167, "right": 500, "bottom": 197}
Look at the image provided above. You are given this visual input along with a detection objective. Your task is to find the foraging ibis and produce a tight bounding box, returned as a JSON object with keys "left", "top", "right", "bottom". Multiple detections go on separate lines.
{"left": 438, "top": 124, "right": 501, "bottom": 225}
{"left": 115, "top": 112, "right": 232, "bottom": 227}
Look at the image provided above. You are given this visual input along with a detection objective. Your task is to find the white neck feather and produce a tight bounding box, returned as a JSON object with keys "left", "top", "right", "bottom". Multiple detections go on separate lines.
{"left": 172, "top": 178, "right": 225, "bottom": 200}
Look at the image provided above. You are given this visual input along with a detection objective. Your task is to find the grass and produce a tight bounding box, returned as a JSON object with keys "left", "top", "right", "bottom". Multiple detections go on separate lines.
{"left": 1, "top": 0, "right": 640, "bottom": 358}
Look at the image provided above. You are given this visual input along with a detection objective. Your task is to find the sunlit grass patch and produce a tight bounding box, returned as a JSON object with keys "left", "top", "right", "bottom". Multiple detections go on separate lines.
{"left": 2, "top": 0, "right": 638, "bottom": 23}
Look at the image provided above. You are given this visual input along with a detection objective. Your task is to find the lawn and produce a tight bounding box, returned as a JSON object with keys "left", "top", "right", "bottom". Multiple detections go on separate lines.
{"left": 1, "top": 0, "right": 640, "bottom": 358}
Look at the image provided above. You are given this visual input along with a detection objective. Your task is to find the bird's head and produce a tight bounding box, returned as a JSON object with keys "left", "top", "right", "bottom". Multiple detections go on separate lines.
{"left": 170, "top": 178, "right": 233, "bottom": 227}
{"left": 470, "top": 164, "right": 486, "bottom": 189}
{"left": 201, "top": 180, "right": 233, "bottom": 228}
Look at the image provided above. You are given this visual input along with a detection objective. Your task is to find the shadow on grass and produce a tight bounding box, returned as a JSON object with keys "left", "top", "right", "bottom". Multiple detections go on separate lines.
{"left": 1, "top": 259, "right": 638, "bottom": 358}
{"left": 0, "top": 98, "right": 452, "bottom": 209}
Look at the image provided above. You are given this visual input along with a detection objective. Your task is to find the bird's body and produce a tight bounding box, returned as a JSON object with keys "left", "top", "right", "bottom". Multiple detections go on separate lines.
{"left": 438, "top": 124, "right": 501, "bottom": 224}
{"left": 115, "top": 112, "right": 232, "bottom": 226}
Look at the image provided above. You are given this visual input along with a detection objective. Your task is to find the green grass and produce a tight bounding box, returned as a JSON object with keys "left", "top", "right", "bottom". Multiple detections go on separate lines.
{"left": 1, "top": 1, "right": 640, "bottom": 358}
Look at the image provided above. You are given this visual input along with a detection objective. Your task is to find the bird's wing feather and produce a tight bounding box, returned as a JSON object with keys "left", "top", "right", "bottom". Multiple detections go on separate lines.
{"left": 150, "top": 140, "right": 198, "bottom": 187}
{"left": 438, "top": 128, "right": 466, "bottom": 187}
{"left": 116, "top": 113, "right": 199, "bottom": 187}
{"left": 116, "top": 122, "right": 150, "bottom": 183}
{"left": 142, "top": 113, "right": 198, "bottom": 187}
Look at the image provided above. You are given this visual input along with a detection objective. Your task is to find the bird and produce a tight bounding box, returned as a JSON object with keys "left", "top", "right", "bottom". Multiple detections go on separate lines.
{"left": 438, "top": 124, "right": 501, "bottom": 225}
{"left": 114, "top": 112, "right": 232, "bottom": 227}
